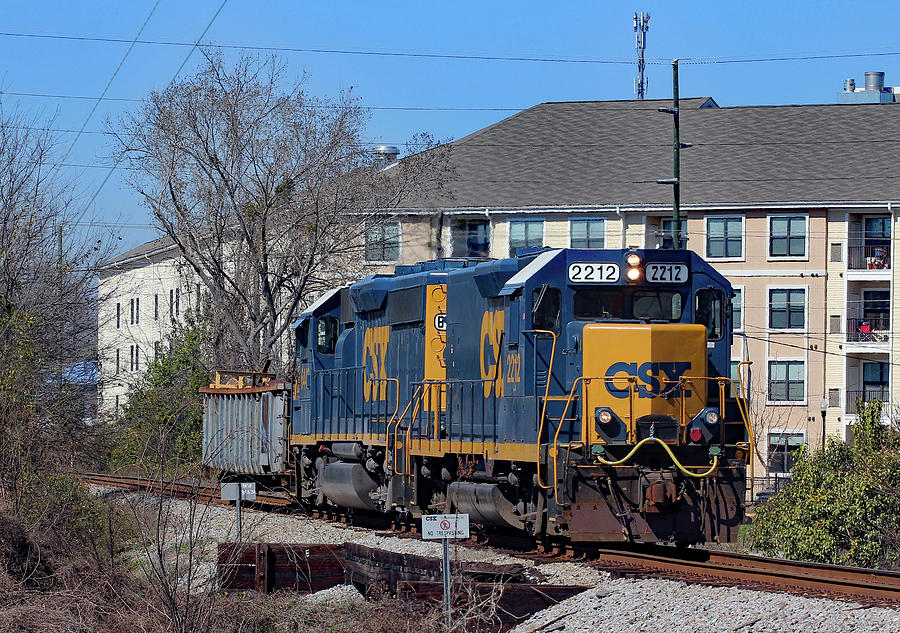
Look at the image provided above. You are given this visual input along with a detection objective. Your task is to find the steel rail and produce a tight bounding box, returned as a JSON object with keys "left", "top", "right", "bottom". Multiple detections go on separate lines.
{"left": 591, "top": 546, "right": 900, "bottom": 606}
{"left": 80, "top": 472, "right": 293, "bottom": 507}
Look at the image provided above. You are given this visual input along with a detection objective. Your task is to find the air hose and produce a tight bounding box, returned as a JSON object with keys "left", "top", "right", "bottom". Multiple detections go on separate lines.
{"left": 594, "top": 436, "right": 719, "bottom": 478}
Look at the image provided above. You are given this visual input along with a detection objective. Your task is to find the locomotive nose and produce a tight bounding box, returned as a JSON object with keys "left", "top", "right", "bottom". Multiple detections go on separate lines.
{"left": 580, "top": 323, "right": 708, "bottom": 446}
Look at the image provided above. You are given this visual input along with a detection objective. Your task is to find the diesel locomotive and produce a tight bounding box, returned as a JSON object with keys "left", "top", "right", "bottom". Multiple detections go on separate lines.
{"left": 202, "top": 247, "right": 753, "bottom": 544}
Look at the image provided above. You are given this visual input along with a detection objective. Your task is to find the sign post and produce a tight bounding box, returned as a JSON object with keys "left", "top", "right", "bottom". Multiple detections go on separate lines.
{"left": 221, "top": 482, "right": 257, "bottom": 541}
{"left": 422, "top": 513, "right": 470, "bottom": 629}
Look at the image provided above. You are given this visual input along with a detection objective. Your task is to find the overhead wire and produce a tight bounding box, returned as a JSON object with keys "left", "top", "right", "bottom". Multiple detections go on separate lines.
{"left": 77, "top": 0, "right": 229, "bottom": 220}
{"left": 53, "top": 0, "right": 161, "bottom": 180}
{"left": 7, "top": 27, "right": 900, "bottom": 67}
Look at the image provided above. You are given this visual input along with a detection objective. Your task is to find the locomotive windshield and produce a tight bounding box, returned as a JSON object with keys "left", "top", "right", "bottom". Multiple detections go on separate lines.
{"left": 573, "top": 289, "right": 624, "bottom": 320}
{"left": 571, "top": 288, "right": 683, "bottom": 321}
{"left": 633, "top": 290, "right": 683, "bottom": 321}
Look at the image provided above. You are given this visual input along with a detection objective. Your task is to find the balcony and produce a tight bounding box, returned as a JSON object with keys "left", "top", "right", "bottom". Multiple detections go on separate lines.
{"left": 846, "top": 316, "right": 890, "bottom": 343}
{"left": 848, "top": 243, "right": 891, "bottom": 270}
{"left": 845, "top": 386, "right": 890, "bottom": 414}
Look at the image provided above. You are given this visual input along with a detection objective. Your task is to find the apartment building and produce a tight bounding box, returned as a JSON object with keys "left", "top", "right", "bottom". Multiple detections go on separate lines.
{"left": 99, "top": 93, "right": 900, "bottom": 479}
{"left": 97, "top": 236, "right": 202, "bottom": 412}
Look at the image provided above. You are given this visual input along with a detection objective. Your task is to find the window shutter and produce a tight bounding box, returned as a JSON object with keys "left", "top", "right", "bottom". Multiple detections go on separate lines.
{"left": 830, "top": 242, "right": 843, "bottom": 262}
{"left": 828, "top": 388, "right": 840, "bottom": 408}
{"left": 829, "top": 315, "right": 841, "bottom": 333}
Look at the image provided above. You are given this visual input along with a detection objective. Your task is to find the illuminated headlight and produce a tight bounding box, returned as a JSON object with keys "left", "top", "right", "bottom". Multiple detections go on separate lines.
{"left": 704, "top": 410, "right": 720, "bottom": 425}
{"left": 597, "top": 409, "right": 613, "bottom": 424}
{"left": 626, "top": 253, "right": 642, "bottom": 266}
{"left": 626, "top": 267, "right": 642, "bottom": 281}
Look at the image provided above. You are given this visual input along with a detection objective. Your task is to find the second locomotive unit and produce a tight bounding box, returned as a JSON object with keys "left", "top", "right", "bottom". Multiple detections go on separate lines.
{"left": 204, "top": 247, "right": 752, "bottom": 544}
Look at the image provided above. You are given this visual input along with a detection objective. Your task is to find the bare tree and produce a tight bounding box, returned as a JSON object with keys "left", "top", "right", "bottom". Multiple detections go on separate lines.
{"left": 0, "top": 102, "right": 111, "bottom": 513}
{"left": 114, "top": 51, "right": 446, "bottom": 372}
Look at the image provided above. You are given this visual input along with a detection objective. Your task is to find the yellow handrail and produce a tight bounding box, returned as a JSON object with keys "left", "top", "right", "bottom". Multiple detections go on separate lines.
{"left": 547, "top": 371, "right": 755, "bottom": 497}
{"left": 374, "top": 377, "right": 401, "bottom": 425}
{"left": 593, "top": 436, "right": 719, "bottom": 478}
{"left": 736, "top": 360, "right": 756, "bottom": 485}
{"left": 404, "top": 390, "right": 427, "bottom": 477}
{"left": 390, "top": 386, "right": 422, "bottom": 476}
{"left": 530, "top": 329, "right": 557, "bottom": 490}
{"left": 550, "top": 376, "right": 587, "bottom": 497}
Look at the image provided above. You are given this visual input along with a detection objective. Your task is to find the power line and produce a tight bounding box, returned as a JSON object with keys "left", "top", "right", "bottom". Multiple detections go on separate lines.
{"left": 0, "top": 90, "right": 526, "bottom": 111}
{"left": 77, "top": 0, "right": 229, "bottom": 218}
{"left": 0, "top": 29, "right": 646, "bottom": 65}
{"left": 9, "top": 27, "right": 900, "bottom": 67}
{"left": 54, "top": 0, "right": 161, "bottom": 178}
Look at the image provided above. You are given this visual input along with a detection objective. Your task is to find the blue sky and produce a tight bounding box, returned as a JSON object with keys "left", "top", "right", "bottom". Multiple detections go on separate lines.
{"left": 1, "top": 0, "right": 897, "bottom": 251}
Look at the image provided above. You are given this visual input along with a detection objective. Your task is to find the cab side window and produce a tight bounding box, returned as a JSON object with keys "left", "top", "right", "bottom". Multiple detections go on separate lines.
{"left": 532, "top": 285, "right": 561, "bottom": 335}
{"left": 316, "top": 315, "right": 340, "bottom": 355}
{"left": 296, "top": 320, "right": 310, "bottom": 354}
{"left": 695, "top": 288, "right": 724, "bottom": 341}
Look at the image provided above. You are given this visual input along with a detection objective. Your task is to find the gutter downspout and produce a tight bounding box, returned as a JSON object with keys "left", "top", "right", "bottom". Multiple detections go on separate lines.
{"left": 616, "top": 206, "right": 626, "bottom": 249}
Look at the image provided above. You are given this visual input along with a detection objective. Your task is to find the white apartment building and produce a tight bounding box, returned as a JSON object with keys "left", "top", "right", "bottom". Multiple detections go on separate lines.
{"left": 97, "top": 237, "right": 202, "bottom": 412}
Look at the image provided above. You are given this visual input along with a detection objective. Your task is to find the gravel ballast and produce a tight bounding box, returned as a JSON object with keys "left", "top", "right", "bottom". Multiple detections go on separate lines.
{"left": 96, "top": 487, "right": 900, "bottom": 632}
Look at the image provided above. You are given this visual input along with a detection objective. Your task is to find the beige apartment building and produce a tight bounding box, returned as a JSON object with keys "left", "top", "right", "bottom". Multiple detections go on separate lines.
{"left": 98, "top": 94, "right": 900, "bottom": 481}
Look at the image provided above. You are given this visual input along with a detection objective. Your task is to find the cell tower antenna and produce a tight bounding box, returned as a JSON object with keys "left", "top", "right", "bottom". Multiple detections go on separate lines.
{"left": 634, "top": 11, "right": 650, "bottom": 99}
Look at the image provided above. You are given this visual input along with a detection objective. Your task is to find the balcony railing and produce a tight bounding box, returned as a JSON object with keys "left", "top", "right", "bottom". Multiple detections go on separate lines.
{"left": 846, "top": 317, "right": 890, "bottom": 342}
{"left": 848, "top": 243, "right": 891, "bottom": 270}
{"left": 845, "top": 387, "right": 890, "bottom": 414}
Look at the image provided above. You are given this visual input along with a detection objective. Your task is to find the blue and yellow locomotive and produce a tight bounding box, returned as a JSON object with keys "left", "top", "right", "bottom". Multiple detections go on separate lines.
{"left": 204, "top": 247, "right": 752, "bottom": 544}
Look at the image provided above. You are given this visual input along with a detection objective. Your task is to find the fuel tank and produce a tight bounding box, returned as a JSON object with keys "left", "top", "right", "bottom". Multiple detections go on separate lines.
{"left": 319, "top": 462, "right": 381, "bottom": 511}
{"left": 448, "top": 482, "right": 522, "bottom": 530}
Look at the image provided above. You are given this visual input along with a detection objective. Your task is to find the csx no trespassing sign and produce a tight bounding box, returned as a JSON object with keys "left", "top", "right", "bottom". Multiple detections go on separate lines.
{"left": 422, "top": 514, "right": 470, "bottom": 539}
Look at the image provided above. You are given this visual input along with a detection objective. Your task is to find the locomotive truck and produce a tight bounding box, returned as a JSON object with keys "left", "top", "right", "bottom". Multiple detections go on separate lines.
{"left": 202, "top": 247, "right": 753, "bottom": 544}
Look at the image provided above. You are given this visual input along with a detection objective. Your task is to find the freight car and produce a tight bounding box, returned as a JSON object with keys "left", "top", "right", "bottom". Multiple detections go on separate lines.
{"left": 202, "top": 248, "right": 753, "bottom": 544}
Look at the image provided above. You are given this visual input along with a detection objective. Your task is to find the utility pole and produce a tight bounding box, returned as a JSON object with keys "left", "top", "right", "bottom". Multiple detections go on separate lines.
{"left": 657, "top": 59, "right": 691, "bottom": 249}
{"left": 634, "top": 12, "right": 650, "bottom": 99}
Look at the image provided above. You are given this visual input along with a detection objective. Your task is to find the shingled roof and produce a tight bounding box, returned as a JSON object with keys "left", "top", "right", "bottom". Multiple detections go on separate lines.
{"left": 410, "top": 97, "right": 900, "bottom": 208}
{"left": 103, "top": 97, "right": 900, "bottom": 265}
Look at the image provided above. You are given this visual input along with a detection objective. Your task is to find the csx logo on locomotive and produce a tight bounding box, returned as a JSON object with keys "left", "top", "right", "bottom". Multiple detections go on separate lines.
{"left": 604, "top": 361, "right": 693, "bottom": 398}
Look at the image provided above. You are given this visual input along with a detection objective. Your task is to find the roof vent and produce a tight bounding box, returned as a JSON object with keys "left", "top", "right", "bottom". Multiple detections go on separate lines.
{"left": 865, "top": 71, "right": 885, "bottom": 92}
{"left": 843, "top": 78, "right": 856, "bottom": 92}
{"left": 372, "top": 144, "right": 400, "bottom": 165}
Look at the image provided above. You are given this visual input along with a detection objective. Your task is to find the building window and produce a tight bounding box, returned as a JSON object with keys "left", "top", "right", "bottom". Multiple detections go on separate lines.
{"left": 169, "top": 289, "right": 174, "bottom": 320}
{"left": 769, "top": 216, "right": 806, "bottom": 257}
{"left": 768, "top": 431, "right": 805, "bottom": 474}
{"left": 130, "top": 298, "right": 134, "bottom": 325}
{"left": 706, "top": 217, "right": 742, "bottom": 259}
{"left": 729, "top": 360, "right": 742, "bottom": 398}
{"left": 732, "top": 289, "right": 742, "bottom": 331}
{"left": 657, "top": 218, "right": 687, "bottom": 249}
{"left": 365, "top": 222, "right": 400, "bottom": 262}
{"left": 134, "top": 297, "right": 139, "bottom": 325}
{"left": 129, "top": 345, "right": 134, "bottom": 371}
{"left": 451, "top": 219, "right": 490, "bottom": 257}
{"left": 570, "top": 219, "right": 605, "bottom": 249}
{"left": 768, "top": 360, "right": 805, "bottom": 402}
{"left": 769, "top": 289, "right": 805, "bottom": 329}
{"left": 176, "top": 288, "right": 180, "bottom": 316}
{"left": 509, "top": 219, "right": 543, "bottom": 257}
{"left": 116, "top": 303, "right": 120, "bottom": 329}
{"left": 862, "top": 362, "right": 889, "bottom": 403}
{"left": 154, "top": 294, "right": 159, "bottom": 320}
{"left": 115, "top": 348, "right": 120, "bottom": 375}
{"left": 115, "top": 395, "right": 119, "bottom": 411}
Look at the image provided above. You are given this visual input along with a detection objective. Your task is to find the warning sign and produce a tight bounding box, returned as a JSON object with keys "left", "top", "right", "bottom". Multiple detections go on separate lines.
{"left": 422, "top": 513, "right": 470, "bottom": 540}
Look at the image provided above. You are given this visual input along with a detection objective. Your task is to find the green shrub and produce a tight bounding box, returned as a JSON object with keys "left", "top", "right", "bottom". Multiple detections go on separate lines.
{"left": 749, "top": 400, "right": 900, "bottom": 568}
{"left": 114, "top": 321, "right": 209, "bottom": 470}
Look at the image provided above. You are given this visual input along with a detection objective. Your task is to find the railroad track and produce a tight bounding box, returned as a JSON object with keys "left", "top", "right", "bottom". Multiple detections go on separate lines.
{"left": 81, "top": 471, "right": 900, "bottom": 606}
{"left": 81, "top": 472, "right": 293, "bottom": 508}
